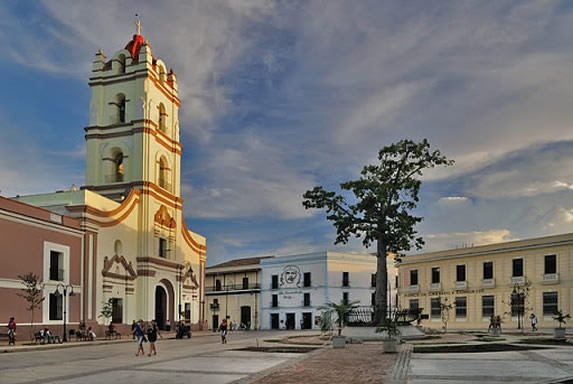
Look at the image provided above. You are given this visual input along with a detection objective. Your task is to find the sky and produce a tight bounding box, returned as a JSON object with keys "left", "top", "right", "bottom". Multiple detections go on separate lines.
{"left": 2, "top": 0, "right": 573, "bottom": 266}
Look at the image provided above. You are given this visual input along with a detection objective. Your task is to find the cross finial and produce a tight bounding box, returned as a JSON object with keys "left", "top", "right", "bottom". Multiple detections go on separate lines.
{"left": 135, "top": 14, "right": 141, "bottom": 35}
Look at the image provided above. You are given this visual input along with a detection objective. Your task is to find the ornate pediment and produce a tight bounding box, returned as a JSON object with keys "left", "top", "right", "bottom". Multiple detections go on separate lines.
{"left": 184, "top": 268, "right": 199, "bottom": 289}
{"left": 102, "top": 254, "right": 137, "bottom": 280}
{"left": 154, "top": 205, "right": 176, "bottom": 228}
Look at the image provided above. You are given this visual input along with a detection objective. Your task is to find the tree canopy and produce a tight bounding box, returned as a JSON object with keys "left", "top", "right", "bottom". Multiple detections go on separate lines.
{"left": 303, "top": 139, "right": 454, "bottom": 324}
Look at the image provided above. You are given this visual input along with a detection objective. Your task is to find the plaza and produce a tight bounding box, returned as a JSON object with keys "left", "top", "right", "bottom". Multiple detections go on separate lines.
{"left": 2, "top": 328, "right": 573, "bottom": 383}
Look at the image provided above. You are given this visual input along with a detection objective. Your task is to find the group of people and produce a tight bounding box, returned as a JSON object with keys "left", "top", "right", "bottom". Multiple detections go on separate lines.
{"left": 132, "top": 319, "right": 162, "bottom": 356}
{"left": 76, "top": 322, "right": 97, "bottom": 341}
{"left": 489, "top": 313, "right": 539, "bottom": 333}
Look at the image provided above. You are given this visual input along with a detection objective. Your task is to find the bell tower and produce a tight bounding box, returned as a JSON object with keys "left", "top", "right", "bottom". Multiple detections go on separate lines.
{"left": 84, "top": 23, "right": 181, "bottom": 202}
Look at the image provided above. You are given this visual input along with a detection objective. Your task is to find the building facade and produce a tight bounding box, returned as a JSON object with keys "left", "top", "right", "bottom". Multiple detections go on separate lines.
{"left": 398, "top": 233, "right": 573, "bottom": 330}
{"left": 205, "top": 256, "right": 273, "bottom": 330}
{"left": 260, "top": 252, "right": 382, "bottom": 330}
{"left": 0, "top": 196, "right": 83, "bottom": 335}
{"left": 11, "top": 23, "right": 207, "bottom": 333}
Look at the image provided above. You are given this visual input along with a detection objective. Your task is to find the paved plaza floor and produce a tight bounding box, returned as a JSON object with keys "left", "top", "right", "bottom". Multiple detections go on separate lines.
{"left": 1, "top": 328, "right": 573, "bottom": 383}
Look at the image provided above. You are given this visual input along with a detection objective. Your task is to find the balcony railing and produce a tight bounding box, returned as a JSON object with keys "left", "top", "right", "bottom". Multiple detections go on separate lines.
{"left": 481, "top": 279, "right": 495, "bottom": 288}
{"left": 205, "top": 283, "right": 261, "bottom": 293}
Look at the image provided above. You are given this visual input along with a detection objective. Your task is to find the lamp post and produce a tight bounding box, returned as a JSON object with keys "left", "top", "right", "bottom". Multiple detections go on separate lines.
{"left": 54, "top": 283, "right": 74, "bottom": 342}
{"left": 178, "top": 265, "right": 183, "bottom": 322}
{"left": 511, "top": 284, "right": 525, "bottom": 331}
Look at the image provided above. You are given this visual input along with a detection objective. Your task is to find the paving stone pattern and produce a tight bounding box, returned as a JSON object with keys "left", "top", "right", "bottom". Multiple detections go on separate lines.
{"left": 247, "top": 343, "right": 399, "bottom": 384}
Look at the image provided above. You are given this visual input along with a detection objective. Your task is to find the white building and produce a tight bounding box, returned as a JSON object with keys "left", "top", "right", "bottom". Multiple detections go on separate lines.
{"left": 260, "top": 252, "right": 396, "bottom": 330}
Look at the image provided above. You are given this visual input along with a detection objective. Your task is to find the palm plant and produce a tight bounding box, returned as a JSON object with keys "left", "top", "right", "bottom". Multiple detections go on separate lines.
{"left": 320, "top": 300, "right": 360, "bottom": 336}
{"left": 553, "top": 310, "right": 571, "bottom": 329}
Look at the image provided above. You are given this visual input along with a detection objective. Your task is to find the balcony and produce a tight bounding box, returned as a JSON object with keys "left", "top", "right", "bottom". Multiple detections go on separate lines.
{"left": 406, "top": 285, "right": 419, "bottom": 293}
{"left": 455, "top": 281, "right": 468, "bottom": 289}
{"left": 481, "top": 279, "right": 495, "bottom": 288}
{"left": 205, "top": 283, "right": 261, "bottom": 293}
{"left": 542, "top": 273, "right": 559, "bottom": 284}
{"left": 510, "top": 276, "right": 526, "bottom": 284}
{"left": 430, "top": 283, "right": 441, "bottom": 291}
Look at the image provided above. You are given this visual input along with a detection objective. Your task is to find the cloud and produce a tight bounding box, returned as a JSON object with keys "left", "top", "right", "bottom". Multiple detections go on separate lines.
{"left": 421, "top": 229, "right": 516, "bottom": 253}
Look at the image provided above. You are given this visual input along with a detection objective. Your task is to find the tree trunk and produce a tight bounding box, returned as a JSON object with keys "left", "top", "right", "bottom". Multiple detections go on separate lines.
{"left": 373, "top": 240, "right": 388, "bottom": 325}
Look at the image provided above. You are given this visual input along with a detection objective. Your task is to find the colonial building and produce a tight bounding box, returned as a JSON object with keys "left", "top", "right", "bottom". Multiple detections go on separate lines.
{"left": 205, "top": 256, "right": 273, "bottom": 330}
{"left": 260, "top": 252, "right": 389, "bottom": 330}
{"left": 398, "top": 233, "right": 573, "bottom": 330}
{"left": 9, "top": 23, "right": 206, "bottom": 334}
{"left": 0, "top": 196, "right": 83, "bottom": 335}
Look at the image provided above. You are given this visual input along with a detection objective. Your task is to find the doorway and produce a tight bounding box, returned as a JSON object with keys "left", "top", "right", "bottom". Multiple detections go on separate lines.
{"left": 240, "top": 306, "right": 251, "bottom": 329}
{"left": 286, "top": 313, "right": 295, "bottom": 330}
{"left": 302, "top": 312, "right": 312, "bottom": 329}
{"left": 155, "top": 286, "right": 167, "bottom": 330}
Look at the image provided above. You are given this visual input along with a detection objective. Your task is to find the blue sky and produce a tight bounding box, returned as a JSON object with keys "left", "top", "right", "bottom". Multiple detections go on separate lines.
{"left": 3, "top": 1, "right": 573, "bottom": 266}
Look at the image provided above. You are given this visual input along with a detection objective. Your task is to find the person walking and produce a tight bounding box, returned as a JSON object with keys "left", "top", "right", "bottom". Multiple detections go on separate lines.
{"left": 530, "top": 313, "right": 538, "bottom": 331}
{"left": 7, "top": 317, "right": 16, "bottom": 346}
{"left": 219, "top": 318, "right": 228, "bottom": 344}
{"left": 147, "top": 319, "right": 162, "bottom": 356}
{"left": 133, "top": 319, "right": 146, "bottom": 356}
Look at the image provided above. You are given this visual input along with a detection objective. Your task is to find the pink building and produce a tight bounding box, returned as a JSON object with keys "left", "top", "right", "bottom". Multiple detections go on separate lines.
{"left": 0, "top": 196, "right": 83, "bottom": 338}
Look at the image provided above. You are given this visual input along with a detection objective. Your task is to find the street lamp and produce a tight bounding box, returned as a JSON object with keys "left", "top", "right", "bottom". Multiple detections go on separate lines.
{"left": 178, "top": 265, "right": 183, "bottom": 322}
{"left": 54, "top": 283, "right": 74, "bottom": 342}
{"left": 511, "top": 284, "right": 525, "bottom": 331}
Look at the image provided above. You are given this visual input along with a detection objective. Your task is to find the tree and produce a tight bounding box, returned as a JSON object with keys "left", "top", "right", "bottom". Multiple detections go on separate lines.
{"left": 303, "top": 139, "right": 454, "bottom": 324}
{"left": 320, "top": 299, "right": 360, "bottom": 336}
{"left": 99, "top": 298, "right": 114, "bottom": 324}
{"left": 17, "top": 273, "right": 45, "bottom": 340}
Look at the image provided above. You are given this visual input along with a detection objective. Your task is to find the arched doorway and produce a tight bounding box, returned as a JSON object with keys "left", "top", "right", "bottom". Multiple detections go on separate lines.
{"left": 155, "top": 286, "right": 167, "bottom": 330}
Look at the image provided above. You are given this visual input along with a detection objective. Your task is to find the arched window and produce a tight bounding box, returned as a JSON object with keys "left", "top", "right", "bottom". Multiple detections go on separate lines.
{"left": 115, "top": 152, "right": 124, "bottom": 182}
{"left": 158, "top": 157, "right": 170, "bottom": 190}
{"left": 158, "top": 103, "right": 167, "bottom": 133}
{"left": 111, "top": 94, "right": 126, "bottom": 123}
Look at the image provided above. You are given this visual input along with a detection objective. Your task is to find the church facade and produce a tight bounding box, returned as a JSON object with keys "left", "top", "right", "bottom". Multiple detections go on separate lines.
{"left": 10, "top": 26, "right": 206, "bottom": 334}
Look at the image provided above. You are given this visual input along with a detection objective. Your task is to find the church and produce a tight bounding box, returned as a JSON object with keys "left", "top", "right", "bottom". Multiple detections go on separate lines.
{"left": 1, "top": 23, "right": 207, "bottom": 336}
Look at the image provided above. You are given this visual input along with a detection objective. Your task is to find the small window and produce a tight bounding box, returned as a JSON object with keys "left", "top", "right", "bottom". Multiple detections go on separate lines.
{"left": 342, "top": 272, "right": 349, "bottom": 287}
{"left": 430, "top": 298, "right": 441, "bottom": 319}
{"left": 215, "top": 280, "right": 222, "bottom": 291}
{"left": 512, "top": 258, "right": 523, "bottom": 277}
{"left": 456, "top": 265, "right": 466, "bottom": 282}
{"left": 242, "top": 277, "right": 249, "bottom": 290}
{"left": 49, "top": 251, "right": 63, "bottom": 281}
{"left": 482, "top": 295, "right": 494, "bottom": 318}
{"left": 342, "top": 292, "right": 349, "bottom": 304}
{"left": 303, "top": 272, "right": 311, "bottom": 287}
{"left": 431, "top": 267, "right": 440, "bottom": 284}
{"left": 271, "top": 294, "right": 278, "bottom": 308}
{"left": 543, "top": 292, "right": 558, "bottom": 316}
{"left": 371, "top": 292, "right": 376, "bottom": 306}
{"left": 545, "top": 255, "right": 557, "bottom": 274}
{"left": 271, "top": 275, "right": 279, "bottom": 289}
{"left": 483, "top": 262, "right": 493, "bottom": 280}
{"left": 455, "top": 297, "right": 467, "bottom": 318}
{"left": 410, "top": 269, "right": 418, "bottom": 286}
{"left": 159, "top": 238, "right": 168, "bottom": 258}
{"left": 303, "top": 293, "right": 311, "bottom": 306}
{"left": 49, "top": 293, "right": 62, "bottom": 321}
{"left": 371, "top": 273, "right": 376, "bottom": 288}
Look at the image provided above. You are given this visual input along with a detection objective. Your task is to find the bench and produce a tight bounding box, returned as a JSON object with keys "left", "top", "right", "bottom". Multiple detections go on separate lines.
{"left": 0, "top": 332, "right": 15, "bottom": 345}
{"left": 105, "top": 329, "right": 122, "bottom": 339}
{"left": 34, "top": 332, "right": 61, "bottom": 344}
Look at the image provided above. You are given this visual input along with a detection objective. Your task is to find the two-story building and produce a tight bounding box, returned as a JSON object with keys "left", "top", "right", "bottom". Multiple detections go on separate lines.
{"left": 205, "top": 256, "right": 273, "bottom": 330}
{"left": 260, "top": 252, "right": 385, "bottom": 330}
{"left": 398, "top": 233, "right": 573, "bottom": 330}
